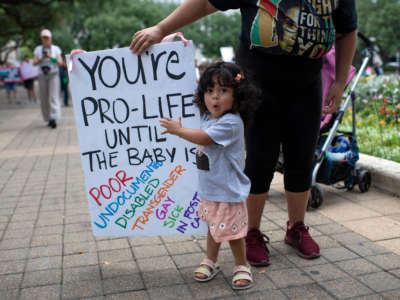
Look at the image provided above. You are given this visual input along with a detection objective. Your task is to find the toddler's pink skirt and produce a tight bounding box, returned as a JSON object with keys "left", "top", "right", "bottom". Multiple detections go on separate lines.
{"left": 198, "top": 198, "right": 248, "bottom": 243}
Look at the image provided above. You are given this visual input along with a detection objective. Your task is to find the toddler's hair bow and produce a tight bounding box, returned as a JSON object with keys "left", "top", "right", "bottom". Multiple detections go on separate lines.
{"left": 235, "top": 73, "right": 244, "bottom": 82}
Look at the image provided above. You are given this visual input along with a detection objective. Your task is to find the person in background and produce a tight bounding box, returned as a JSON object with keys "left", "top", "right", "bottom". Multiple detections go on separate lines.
{"left": 22, "top": 56, "right": 38, "bottom": 104}
{"left": 33, "top": 29, "right": 63, "bottom": 129}
{"left": 368, "top": 37, "right": 383, "bottom": 76}
{"left": 372, "top": 50, "right": 384, "bottom": 76}
{"left": 59, "top": 60, "right": 69, "bottom": 106}
{"left": 2, "top": 62, "right": 18, "bottom": 104}
{"left": 4, "top": 81, "right": 17, "bottom": 104}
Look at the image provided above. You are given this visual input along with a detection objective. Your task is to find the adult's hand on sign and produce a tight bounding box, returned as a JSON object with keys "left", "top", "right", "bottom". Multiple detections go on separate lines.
{"left": 68, "top": 49, "right": 86, "bottom": 72}
{"left": 160, "top": 116, "right": 182, "bottom": 136}
{"left": 323, "top": 81, "right": 345, "bottom": 114}
{"left": 130, "top": 25, "right": 164, "bottom": 55}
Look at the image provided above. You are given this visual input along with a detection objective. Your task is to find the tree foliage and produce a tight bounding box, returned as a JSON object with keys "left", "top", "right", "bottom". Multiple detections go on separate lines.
{"left": 182, "top": 12, "right": 241, "bottom": 58}
{"left": 0, "top": 0, "right": 84, "bottom": 63}
{"left": 1, "top": 0, "right": 242, "bottom": 61}
{"left": 2, "top": 0, "right": 400, "bottom": 63}
{"left": 0, "top": 0, "right": 70, "bottom": 38}
{"left": 76, "top": 0, "right": 172, "bottom": 51}
{"left": 52, "top": 0, "right": 240, "bottom": 59}
{"left": 357, "top": 0, "right": 400, "bottom": 60}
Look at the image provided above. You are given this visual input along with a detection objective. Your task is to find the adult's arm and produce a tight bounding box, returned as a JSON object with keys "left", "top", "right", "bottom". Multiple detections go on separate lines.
{"left": 130, "top": 0, "right": 218, "bottom": 55}
{"left": 335, "top": 30, "right": 357, "bottom": 88}
{"left": 323, "top": 30, "right": 357, "bottom": 114}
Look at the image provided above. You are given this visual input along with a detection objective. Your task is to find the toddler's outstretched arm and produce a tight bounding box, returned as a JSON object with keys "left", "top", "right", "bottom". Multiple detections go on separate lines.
{"left": 160, "top": 117, "right": 214, "bottom": 146}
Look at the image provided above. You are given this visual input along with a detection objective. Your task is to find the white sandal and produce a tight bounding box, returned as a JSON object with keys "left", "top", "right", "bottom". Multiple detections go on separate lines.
{"left": 194, "top": 258, "right": 220, "bottom": 282}
{"left": 232, "top": 265, "right": 253, "bottom": 290}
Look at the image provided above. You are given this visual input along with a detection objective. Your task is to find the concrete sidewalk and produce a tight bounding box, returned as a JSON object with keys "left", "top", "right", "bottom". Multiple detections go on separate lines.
{"left": 1, "top": 90, "right": 400, "bottom": 300}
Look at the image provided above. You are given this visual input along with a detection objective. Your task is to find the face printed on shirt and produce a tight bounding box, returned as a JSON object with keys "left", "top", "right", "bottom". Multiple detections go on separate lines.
{"left": 279, "top": 6, "right": 300, "bottom": 53}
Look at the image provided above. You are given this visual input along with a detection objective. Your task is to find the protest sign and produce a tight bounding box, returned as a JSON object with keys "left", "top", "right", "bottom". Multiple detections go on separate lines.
{"left": 67, "top": 42, "right": 207, "bottom": 237}
{"left": 220, "top": 46, "right": 234, "bottom": 62}
{"left": 20, "top": 62, "right": 39, "bottom": 80}
{"left": 0, "top": 66, "right": 22, "bottom": 83}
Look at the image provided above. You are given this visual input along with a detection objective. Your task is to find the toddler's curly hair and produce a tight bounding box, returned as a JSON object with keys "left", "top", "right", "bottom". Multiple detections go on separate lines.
{"left": 194, "top": 62, "right": 260, "bottom": 126}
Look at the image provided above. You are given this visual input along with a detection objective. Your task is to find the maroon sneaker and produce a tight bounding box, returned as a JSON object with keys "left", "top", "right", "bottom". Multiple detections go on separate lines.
{"left": 245, "top": 228, "right": 270, "bottom": 266}
{"left": 284, "top": 221, "right": 320, "bottom": 259}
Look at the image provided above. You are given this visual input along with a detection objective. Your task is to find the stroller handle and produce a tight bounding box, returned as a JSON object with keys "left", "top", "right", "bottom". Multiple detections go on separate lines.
{"left": 357, "top": 32, "right": 378, "bottom": 54}
{"left": 357, "top": 32, "right": 372, "bottom": 47}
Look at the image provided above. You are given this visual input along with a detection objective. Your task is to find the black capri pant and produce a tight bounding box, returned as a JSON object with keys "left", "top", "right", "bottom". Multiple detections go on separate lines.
{"left": 236, "top": 43, "right": 323, "bottom": 193}
{"left": 244, "top": 76, "right": 322, "bottom": 193}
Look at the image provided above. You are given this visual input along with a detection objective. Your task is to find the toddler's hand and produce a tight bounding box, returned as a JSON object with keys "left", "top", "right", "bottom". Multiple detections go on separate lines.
{"left": 160, "top": 117, "right": 182, "bottom": 136}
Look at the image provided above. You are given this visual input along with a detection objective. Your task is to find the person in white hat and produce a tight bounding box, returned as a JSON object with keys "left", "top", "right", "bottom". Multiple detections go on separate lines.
{"left": 33, "top": 29, "right": 63, "bottom": 128}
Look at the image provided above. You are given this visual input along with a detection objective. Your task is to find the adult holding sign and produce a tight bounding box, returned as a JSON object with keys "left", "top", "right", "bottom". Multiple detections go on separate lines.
{"left": 33, "top": 29, "right": 63, "bottom": 129}
{"left": 1, "top": 62, "right": 20, "bottom": 104}
{"left": 21, "top": 56, "right": 38, "bottom": 104}
{"left": 130, "top": 0, "right": 357, "bottom": 266}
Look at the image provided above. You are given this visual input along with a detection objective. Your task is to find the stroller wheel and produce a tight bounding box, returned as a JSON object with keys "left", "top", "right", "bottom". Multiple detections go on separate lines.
{"left": 308, "top": 185, "right": 323, "bottom": 210}
{"left": 358, "top": 170, "right": 371, "bottom": 193}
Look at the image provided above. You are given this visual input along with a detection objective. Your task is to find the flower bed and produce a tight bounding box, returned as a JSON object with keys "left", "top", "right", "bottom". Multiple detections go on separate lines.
{"left": 338, "top": 74, "right": 400, "bottom": 163}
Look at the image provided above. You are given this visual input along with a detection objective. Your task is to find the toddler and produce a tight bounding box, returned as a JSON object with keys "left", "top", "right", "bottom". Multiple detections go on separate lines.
{"left": 160, "top": 62, "right": 260, "bottom": 290}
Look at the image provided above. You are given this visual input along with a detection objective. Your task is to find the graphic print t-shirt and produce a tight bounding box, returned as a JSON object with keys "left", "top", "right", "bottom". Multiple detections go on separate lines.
{"left": 208, "top": 0, "right": 357, "bottom": 59}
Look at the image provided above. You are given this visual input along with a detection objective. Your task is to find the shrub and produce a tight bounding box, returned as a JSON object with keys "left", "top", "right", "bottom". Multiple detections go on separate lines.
{"left": 339, "top": 74, "right": 400, "bottom": 162}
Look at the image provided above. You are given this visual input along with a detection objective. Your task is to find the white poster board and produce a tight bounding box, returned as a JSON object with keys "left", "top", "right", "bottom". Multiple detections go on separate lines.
{"left": 20, "top": 62, "right": 39, "bottom": 80}
{"left": 220, "top": 46, "right": 234, "bottom": 62}
{"left": 67, "top": 42, "right": 207, "bottom": 237}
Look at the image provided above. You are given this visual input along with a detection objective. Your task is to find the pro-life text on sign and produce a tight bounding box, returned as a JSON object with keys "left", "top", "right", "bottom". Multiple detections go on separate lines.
{"left": 67, "top": 42, "right": 207, "bottom": 237}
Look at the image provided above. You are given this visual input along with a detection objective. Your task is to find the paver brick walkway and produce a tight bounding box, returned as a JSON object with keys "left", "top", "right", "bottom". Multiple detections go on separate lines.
{"left": 1, "top": 88, "right": 400, "bottom": 299}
